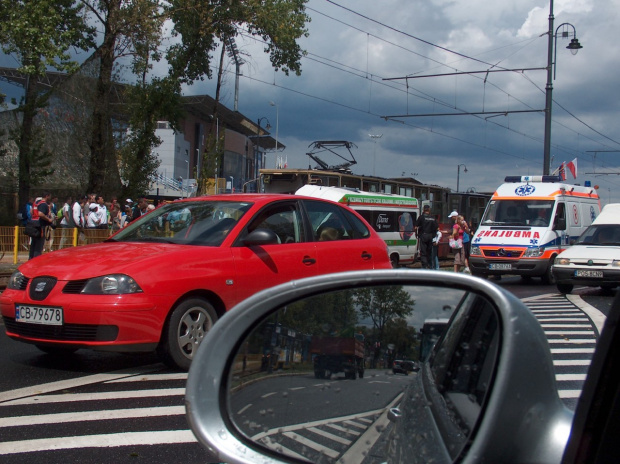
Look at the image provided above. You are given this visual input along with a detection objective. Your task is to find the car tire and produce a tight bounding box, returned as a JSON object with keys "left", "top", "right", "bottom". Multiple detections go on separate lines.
{"left": 159, "top": 297, "right": 218, "bottom": 371}
{"left": 390, "top": 253, "right": 400, "bottom": 268}
{"left": 35, "top": 345, "right": 78, "bottom": 355}
{"left": 556, "top": 283, "right": 574, "bottom": 294}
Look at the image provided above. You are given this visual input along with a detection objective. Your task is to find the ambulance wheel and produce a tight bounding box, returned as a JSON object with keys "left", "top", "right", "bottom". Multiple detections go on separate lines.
{"left": 390, "top": 253, "right": 400, "bottom": 268}
{"left": 541, "top": 260, "right": 556, "bottom": 285}
{"left": 556, "top": 283, "right": 573, "bottom": 294}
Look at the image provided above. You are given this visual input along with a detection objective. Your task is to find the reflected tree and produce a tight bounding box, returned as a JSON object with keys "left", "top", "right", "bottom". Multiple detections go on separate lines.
{"left": 355, "top": 286, "right": 415, "bottom": 367}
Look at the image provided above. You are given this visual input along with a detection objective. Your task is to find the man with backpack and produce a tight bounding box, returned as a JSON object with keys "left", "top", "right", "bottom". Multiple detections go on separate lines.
{"left": 29, "top": 193, "right": 54, "bottom": 260}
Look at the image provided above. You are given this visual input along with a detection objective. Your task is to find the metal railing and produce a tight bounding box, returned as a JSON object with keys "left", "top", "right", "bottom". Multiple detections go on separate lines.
{"left": 0, "top": 226, "right": 113, "bottom": 264}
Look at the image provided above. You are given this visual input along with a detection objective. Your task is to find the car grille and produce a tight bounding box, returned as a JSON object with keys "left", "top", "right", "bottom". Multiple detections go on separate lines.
{"left": 28, "top": 277, "right": 57, "bottom": 301}
{"left": 63, "top": 279, "right": 89, "bottom": 294}
{"left": 483, "top": 249, "right": 524, "bottom": 258}
{"left": 2, "top": 317, "right": 118, "bottom": 342}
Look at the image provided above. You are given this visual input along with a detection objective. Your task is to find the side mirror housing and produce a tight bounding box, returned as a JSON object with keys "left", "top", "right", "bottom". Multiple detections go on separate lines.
{"left": 243, "top": 228, "right": 279, "bottom": 246}
{"left": 554, "top": 217, "right": 567, "bottom": 231}
{"left": 186, "top": 270, "right": 573, "bottom": 464}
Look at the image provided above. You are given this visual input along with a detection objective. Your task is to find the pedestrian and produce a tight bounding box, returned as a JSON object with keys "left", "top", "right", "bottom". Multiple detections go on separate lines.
{"left": 58, "top": 195, "right": 73, "bottom": 249}
{"left": 86, "top": 203, "right": 100, "bottom": 228}
{"left": 29, "top": 193, "right": 54, "bottom": 260}
{"left": 132, "top": 198, "right": 148, "bottom": 221}
{"left": 415, "top": 204, "right": 438, "bottom": 269}
{"left": 96, "top": 195, "right": 108, "bottom": 229}
{"left": 44, "top": 195, "right": 59, "bottom": 253}
{"left": 450, "top": 211, "right": 466, "bottom": 273}
{"left": 431, "top": 228, "right": 442, "bottom": 270}
{"left": 458, "top": 215, "right": 471, "bottom": 273}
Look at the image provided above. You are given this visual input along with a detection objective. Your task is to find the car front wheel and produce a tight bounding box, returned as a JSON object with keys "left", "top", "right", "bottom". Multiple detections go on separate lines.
{"left": 556, "top": 283, "right": 574, "bottom": 294}
{"left": 159, "top": 297, "right": 218, "bottom": 370}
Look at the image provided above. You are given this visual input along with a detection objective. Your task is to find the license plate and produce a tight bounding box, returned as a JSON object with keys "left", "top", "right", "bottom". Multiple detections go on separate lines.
{"left": 489, "top": 263, "right": 512, "bottom": 270}
{"left": 15, "top": 305, "right": 63, "bottom": 326}
{"left": 575, "top": 270, "right": 604, "bottom": 278}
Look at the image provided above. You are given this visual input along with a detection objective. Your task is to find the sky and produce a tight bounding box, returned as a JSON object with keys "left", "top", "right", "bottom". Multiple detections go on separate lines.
{"left": 2, "top": 0, "right": 620, "bottom": 204}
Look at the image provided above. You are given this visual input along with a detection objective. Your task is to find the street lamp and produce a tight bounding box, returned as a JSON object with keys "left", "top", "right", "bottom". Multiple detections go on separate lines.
{"left": 456, "top": 164, "right": 468, "bottom": 192}
{"left": 369, "top": 134, "right": 383, "bottom": 176}
{"left": 270, "top": 101, "right": 279, "bottom": 165}
{"left": 256, "top": 117, "right": 271, "bottom": 177}
{"left": 543, "top": 0, "right": 583, "bottom": 175}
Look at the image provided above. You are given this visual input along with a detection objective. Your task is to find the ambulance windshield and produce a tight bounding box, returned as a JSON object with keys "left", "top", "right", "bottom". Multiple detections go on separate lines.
{"left": 482, "top": 200, "right": 554, "bottom": 227}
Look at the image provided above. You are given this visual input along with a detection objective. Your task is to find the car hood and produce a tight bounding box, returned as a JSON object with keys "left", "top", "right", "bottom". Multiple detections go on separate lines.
{"left": 558, "top": 244, "right": 620, "bottom": 261}
{"left": 18, "top": 242, "right": 209, "bottom": 280}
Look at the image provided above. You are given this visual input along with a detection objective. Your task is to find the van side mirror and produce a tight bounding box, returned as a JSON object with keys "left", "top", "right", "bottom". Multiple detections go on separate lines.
{"left": 554, "top": 217, "right": 567, "bottom": 231}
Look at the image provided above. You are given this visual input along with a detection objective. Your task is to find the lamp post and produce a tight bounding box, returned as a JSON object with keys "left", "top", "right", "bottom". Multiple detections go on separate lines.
{"left": 456, "top": 164, "right": 468, "bottom": 192}
{"left": 256, "top": 117, "right": 271, "bottom": 178}
{"left": 369, "top": 134, "right": 383, "bottom": 176}
{"left": 543, "top": 0, "right": 583, "bottom": 175}
{"left": 270, "top": 101, "right": 279, "bottom": 165}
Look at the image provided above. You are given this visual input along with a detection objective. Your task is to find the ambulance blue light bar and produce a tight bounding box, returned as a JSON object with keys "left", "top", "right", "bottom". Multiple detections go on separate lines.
{"left": 504, "top": 175, "right": 562, "bottom": 183}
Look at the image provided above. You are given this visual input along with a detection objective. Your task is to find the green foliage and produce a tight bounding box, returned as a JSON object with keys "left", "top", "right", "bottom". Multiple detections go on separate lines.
{"left": 0, "top": 0, "right": 95, "bottom": 205}
{"left": 164, "top": 0, "right": 310, "bottom": 84}
{"left": 119, "top": 77, "right": 184, "bottom": 199}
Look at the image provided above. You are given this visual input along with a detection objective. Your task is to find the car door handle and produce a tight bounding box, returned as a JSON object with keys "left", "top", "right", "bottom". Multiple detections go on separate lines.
{"left": 361, "top": 251, "right": 372, "bottom": 260}
{"left": 302, "top": 256, "right": 316, "bottom": 265}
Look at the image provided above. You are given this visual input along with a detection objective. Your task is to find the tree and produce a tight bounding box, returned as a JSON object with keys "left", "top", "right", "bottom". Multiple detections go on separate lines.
{"left": 0, "top": 0, "right": 95, "bottom": 209}
{"left": 355, "top": 286, "right": 415, "bottom": 366}
{"left": 81, "top": 0, "right": 310, "bottom": 196}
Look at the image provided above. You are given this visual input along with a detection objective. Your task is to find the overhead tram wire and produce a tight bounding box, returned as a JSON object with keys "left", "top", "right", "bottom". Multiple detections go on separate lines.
{"left": 321, "top": 1, "right": 618, "bottom": 158}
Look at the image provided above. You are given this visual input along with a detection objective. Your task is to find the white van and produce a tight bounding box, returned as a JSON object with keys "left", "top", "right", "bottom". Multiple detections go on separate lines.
{"left": 296, "top": 185, "right": 419, "bottom": 267}
{"left": 552, "top": 203, "right": 620, "bottom": 294}
{"left": 469, "top": 175, "right": 601, "bottom": 282}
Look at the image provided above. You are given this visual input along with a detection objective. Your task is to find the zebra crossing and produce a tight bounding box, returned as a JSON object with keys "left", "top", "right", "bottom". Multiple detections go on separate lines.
{"left": 0, "top": 294, "right": 605, "bottom": 461}
{"left": 523, "top": 293, "right": 601, "bottom": 410}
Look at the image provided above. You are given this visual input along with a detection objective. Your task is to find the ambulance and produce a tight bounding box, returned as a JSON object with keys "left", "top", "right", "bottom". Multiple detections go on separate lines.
{"left": 469, "top": 175, "right": 601, "bottom": 282}
{"left": 296, "top": 185, "right": 419, "bottom": 267}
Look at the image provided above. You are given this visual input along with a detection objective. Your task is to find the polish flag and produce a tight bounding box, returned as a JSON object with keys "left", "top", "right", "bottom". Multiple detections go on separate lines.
{"left": 558, "top": 162, "right": 566, "bottom": 181}
{"left": 566, "top": 158, "right": 578, "bottom": 179}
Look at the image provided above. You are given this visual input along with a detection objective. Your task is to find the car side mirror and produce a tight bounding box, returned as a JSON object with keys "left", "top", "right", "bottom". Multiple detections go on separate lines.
{"left": 186, "top": 270, "right": 573, "bottom": 464}
{"left": 554, "top": 217, "right": 567, "bottom": 231}
{"left": 243, "top": 228, "right": 279, "bottom": 246}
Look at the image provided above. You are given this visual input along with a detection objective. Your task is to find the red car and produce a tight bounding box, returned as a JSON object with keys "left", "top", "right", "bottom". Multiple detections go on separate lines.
{"left": 1, "top": 194, "right": 390, "bottom": 369}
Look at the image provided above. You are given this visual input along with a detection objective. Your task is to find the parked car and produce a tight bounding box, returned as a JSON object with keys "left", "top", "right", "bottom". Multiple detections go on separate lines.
{"left": 552, "top": 203, "right": 620, "bottom": 294}
{"left": 392, "top": 359, "right": 418, "bottom": 375}
{"left": 185, "top": 269, "right": 620, "bottom": 464}
{"left": 0, "top": 194, "right": 390, "bottom": 370}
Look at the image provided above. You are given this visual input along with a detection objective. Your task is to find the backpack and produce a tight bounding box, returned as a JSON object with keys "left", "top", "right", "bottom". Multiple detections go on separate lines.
{"left": 32, "top": 198, "right": 46, "bottom": 220}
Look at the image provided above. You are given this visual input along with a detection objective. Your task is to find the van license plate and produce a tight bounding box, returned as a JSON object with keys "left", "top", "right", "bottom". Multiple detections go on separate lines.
{"left": 575, "top": 270, "right": 603, "bottom": 278}
{"left": 489, "top": 263, "right": 512, "bottom": 270}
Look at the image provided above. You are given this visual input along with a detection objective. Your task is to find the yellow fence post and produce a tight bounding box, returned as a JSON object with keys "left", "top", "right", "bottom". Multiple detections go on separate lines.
{"left": 13, "top": 225, "right": 19, "bottom": 265}
{"left": 73, "top": 227, "right": 78, "bottom": 247}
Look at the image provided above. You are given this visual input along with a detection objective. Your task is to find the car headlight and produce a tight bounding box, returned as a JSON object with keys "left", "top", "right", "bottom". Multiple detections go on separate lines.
{"left": 612, "top": 260, "right": 620, "bottom": 268}
{"left": 8, "top": 271, "right": 28, "bottom": 290}
{"left": 81, "top": 275, "right": 142, "bottom": 294}
{"left": 470, "top": 246, "right": 481, "bottom": 255}
{"left": 555, "top": 257, "right": 571, "bottom": 265}
{"left": 524, "top": 247, "right": 545, "bottom": 258}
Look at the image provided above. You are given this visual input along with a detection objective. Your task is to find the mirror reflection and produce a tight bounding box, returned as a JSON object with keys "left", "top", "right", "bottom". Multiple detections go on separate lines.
{"left": 227, "top": 285, "right": 499, "bottom": 464}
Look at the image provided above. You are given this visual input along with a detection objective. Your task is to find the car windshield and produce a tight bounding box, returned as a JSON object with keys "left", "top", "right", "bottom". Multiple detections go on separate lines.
{"left": 110, "top": 200, "right": 253, "bottom": 246}
{"left": 575, "top": 224, "right": 620, "bottom": 246}
{"left": 481, "top": 199, "right": 554, "bottom": 226}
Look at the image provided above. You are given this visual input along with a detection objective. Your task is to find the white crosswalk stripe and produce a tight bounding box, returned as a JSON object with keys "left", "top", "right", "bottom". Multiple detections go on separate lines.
{"left": 526, "top": 294, "right": 602, "bottom": 409}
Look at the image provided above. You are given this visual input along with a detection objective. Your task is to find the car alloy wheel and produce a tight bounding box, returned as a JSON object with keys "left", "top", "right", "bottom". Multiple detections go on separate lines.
{"left": 160, "top": 297, "right": 218, "bottom": 370}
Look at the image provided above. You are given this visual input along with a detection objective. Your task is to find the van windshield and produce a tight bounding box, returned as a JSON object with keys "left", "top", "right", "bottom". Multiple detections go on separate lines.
{"left": 576, "top": 224, "right": 620, "bottom": 246}
{"left": 481, "top": 200, "right": 554, "bottom": 227}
